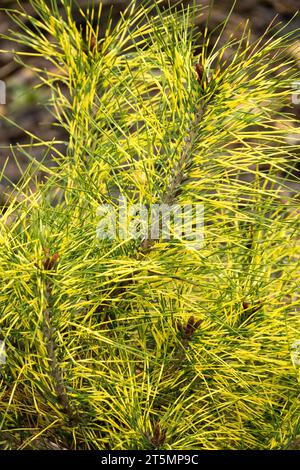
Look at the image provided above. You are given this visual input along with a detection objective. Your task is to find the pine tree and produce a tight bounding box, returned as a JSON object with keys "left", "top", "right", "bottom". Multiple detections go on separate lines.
{"left": 0, "top": 0, "right": 299, "bottom": 450}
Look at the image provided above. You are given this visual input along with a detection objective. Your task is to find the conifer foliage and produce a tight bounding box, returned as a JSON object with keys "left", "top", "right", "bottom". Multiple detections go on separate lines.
{"left": 0, "top": 0, "right": 299, "bottom": 450}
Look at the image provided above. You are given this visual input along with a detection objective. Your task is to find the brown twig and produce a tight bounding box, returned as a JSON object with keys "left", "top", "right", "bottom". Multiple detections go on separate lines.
{"left": 145, "top": 422, "right": 166, "bottom": 448}
{"left": 95, "top": 67, "right": 207, "bottom": 314}
{"left": 176, "top": 315, "right": 203, "bottom": 349}
{"left": 238, "top": 300, "right": 263, "bottom": 325}
{"left": 41, "top": 250, "right": 78, "bottom": 423}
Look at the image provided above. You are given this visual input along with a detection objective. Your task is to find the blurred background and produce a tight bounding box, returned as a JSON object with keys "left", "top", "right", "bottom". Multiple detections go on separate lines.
{"left": 0, "top": 0, "right": 299, "bottom": 202}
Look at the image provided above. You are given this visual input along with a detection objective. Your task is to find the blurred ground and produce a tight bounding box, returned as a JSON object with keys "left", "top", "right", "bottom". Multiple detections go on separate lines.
{"left": 0, "top": 0, "right": 299, "bottom": 200}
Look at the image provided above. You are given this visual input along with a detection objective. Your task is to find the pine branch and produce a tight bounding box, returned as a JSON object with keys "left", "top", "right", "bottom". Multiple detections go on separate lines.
{"left": 41, "top": 252, "right": 78, "bottom": 424}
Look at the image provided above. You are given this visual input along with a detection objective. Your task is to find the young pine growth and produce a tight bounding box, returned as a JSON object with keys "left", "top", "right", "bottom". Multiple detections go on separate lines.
{"left": 0, "top": 0, "right": 299, "bottom": 450}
